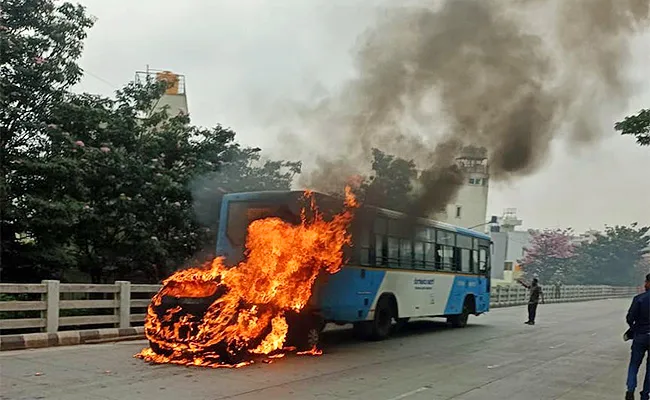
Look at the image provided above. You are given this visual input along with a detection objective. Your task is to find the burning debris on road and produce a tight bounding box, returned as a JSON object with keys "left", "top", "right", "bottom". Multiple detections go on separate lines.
{"left": 135, "top": 188, "right": 358, "bottom": 368}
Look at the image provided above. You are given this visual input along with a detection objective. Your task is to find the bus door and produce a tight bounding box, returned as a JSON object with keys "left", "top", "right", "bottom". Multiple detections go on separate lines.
{"left": 476, "top": 244, "right": 491, "bottom": 312}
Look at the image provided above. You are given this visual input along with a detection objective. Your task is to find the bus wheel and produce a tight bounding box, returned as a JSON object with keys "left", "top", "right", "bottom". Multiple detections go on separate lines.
{"left": 352, "top": 321, "right": 371, "bottom": 339}
{"left": 287, "top": 314, "right": 322, "bottom": 351}
{"left": 394, "top": 317, "right": 410, "bottom": 332}
{"left": 149, "top": 340, "right": 173, "bottom": 357}
{"left": 448, "top": 298, "right": 472, "bottom": 328}
{"left": 370, "top": 296, "right": 395, "bottom": 341}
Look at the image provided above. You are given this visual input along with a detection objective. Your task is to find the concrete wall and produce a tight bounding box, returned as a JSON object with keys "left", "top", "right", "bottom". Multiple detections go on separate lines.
{"left": 155, "top": 93, "right": 188, "bottom": 116}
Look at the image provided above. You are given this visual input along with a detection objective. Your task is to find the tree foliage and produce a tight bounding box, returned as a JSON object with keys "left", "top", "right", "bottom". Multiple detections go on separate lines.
{"left": 358, "top": 148, "right": 417, "bottom": 212}
{"left": 1, "top": 0, "right": 95, "bottom": 281}
{"left": 571, "top": 224, "right": 650, "bottom": 286}
{"left": 615, "top": 109, "right": 650, "bottom": 146}
{"left": 521, "top": 224, "right": 650, "bottom": 286}
{"left": 0, "top": 1, "right": 300, "bottom": 284}
{"left": 520, "top": 229, "right": 575, "bottom": 283}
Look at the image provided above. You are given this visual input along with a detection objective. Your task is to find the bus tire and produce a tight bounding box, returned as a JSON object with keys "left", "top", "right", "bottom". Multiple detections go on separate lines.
{"left": 352, "top": 321, "right": 371, "bottom": 339}
{"left": 370, "top": 295, "right": 396, "bottom": 341}
{"left": 448, "top": 296, "right": 474, "bottom": 328}
{"left": 394, "top": 317, "right": 410, "bottom": 332}
{"left": 149, "top": 340, "right": 173, "bottom": 357}
{"left": 287, "top": 314, "right": 322, "bottom": 351}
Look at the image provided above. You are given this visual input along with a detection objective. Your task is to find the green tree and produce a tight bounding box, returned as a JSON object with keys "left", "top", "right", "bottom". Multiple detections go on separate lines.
{"left": 1, "top": 0, "right": 95, "bottom": 281}
{"left": 615, "top": 109, "right": 650, "bottom": 146}
{"left": 572, "top": 224, "right": 650, "bottom": 286}
{"left": 11, "top": 80, "right": 300, "bottom": 283}
{"left": 358, "top": 148, "right": 417, "bottom": 212}
{"left": 0, "top": 1, "right": 301, "bottom": 283}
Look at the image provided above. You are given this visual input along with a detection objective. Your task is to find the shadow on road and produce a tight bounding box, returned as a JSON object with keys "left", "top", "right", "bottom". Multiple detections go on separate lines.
{"left": 319, "top": 318, "right": 488, "bottom": 353}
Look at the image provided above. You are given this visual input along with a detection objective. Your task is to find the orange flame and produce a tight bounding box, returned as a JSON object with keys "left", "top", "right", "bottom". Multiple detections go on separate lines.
{"left": 136, "top": 188, "right": 357, "bottom": 367}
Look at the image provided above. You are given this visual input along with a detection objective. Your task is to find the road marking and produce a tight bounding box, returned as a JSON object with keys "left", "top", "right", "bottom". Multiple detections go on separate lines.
{"left": 387, "top": 386, "right": 430, "bottom": 400}
{"left": 549, "top": 342, "right": 566, "bottom": 349}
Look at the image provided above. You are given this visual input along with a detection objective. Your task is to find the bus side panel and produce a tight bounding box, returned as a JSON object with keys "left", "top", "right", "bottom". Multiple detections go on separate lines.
{"left": 478, "top": 276, "right": 490, "bottom": 313}
{"left": 315, "top": 268, "right": 386, "bottom": 323}
{"left": 366, "top": 271, "right": 456, "bottom": 320}
{"left": 443, "top": 275, "right": 489, "bottom": 315}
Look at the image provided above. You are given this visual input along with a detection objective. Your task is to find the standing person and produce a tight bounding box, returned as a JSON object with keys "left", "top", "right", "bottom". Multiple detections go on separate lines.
{"left": 625, "top": 273, "right": 650, "bottom": 400}
{"left": 516, "top": 278, "right": 544, "bottom": 325}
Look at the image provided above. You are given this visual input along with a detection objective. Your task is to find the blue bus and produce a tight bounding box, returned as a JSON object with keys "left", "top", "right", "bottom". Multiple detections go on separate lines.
{"left": 216, "top": 190, "right": 492, "bottom": 345}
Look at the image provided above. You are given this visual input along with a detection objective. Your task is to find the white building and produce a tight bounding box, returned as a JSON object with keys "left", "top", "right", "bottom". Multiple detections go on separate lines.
{"left": 135, "top": 69, "right": 189, "bottom": 117}
{"left": 490, "top": 209, "right": 532, "bottom": 285}
{"left": 434, "top": 146, "right": 490, "bottom": 229}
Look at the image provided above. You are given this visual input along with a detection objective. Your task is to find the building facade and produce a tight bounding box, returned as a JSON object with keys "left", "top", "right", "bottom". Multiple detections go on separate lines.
{"left": 490, "top": 209, "right": 532, "bottom": 284}
{"left": 434, "top": 146, "right": 490, "bottom": 229}
{"left": 135, "top": 69, "right": 189, "bottom": 117}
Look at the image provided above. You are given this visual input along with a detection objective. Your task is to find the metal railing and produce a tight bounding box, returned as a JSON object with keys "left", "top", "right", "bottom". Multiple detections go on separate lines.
{"left": 0, "top": 281, "right": 639, "bottom": 335}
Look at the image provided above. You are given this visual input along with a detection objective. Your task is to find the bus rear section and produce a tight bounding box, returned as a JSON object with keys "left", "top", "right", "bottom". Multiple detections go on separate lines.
{"left": 312, "top": 208, "right": 492, "bottom": 340}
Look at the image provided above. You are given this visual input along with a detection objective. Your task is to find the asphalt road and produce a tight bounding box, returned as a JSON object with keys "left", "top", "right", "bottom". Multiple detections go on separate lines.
{"left": 0, "top": 298, "right": 636, "bottom": 400}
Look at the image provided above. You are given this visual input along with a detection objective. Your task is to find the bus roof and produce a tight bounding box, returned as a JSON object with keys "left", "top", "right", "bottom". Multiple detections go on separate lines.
{"left": 222, "top": 190, "right": 491, "bottom": 241}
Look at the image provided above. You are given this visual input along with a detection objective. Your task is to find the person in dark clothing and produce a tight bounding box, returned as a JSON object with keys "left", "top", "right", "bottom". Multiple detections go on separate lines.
{"left": 625, "top": 273, "right": 650, "bottom": 400}
{"left": 517, "top": 278, "right": 544, "bottom": 325}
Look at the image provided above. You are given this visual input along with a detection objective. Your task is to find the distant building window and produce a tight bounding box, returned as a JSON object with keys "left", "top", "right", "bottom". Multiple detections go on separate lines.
{"left": 468, "top": 178, "right": 475, "bottom": 184}
{"left": 455, "top": 205, "right": 462, "bottom": 218}
{"left": 504, "top": 261, "right": 513, "bottom": 271}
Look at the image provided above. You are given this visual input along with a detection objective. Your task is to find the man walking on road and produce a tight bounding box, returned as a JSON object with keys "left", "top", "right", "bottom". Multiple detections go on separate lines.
{"left": 625, "top": 273, "right": 650, "bottom": 400}
{"left": 517, "top": 278, "right": 544, "bottom": 325}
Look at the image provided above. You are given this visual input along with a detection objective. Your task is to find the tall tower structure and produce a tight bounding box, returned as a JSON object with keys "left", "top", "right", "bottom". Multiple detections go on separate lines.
{"left": 435, "top": 146, "right": 490, "bottom": 229}
{"left": 498, "top": 208, "right": 523, "bottom": 232}
{"left": 135, "top": 68, "right": 188, "bottom": 117}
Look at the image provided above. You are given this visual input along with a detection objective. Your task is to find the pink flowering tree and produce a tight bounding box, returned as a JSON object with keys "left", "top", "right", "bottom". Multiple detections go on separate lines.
{"left": 520, "top": 228, "right": 576, "bottom": 284}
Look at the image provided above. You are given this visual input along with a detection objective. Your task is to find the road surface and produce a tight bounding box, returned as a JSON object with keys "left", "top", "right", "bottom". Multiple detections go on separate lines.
{"left": 0, "top": 298, "right": 635, "bottom": 400}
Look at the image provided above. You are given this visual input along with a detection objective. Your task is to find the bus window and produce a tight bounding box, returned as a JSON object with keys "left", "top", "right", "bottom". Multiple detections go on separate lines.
{"left": 387, "top": 237, "right": 399, "bottom": 267}
{"left": 461, "top": 248, "right": 471, "bottom": 272}
{"left": 479, "top": 247, "right": 488, "bottom": 273}
{"left": 415, "top": 226, "right": 428, "bottom": 241}
{"left": 437, "top": 245, "right": 454, "bottom": 270}
{"left": 360, "top": 230, "right": 371, "bottom": 266}
{"left": 437, "top": 230, "right": 455, "bottom": 246}
{"left": 226, "top": 202, "right": 292, "bottom": 246}
{"left": 374, "top": 218, "right": 387, "bottom": 234}
{"left": 375, "top": 235, "right": 386, "bottom": 266}
{"left": 456, "top": 235, "right": 472, "bottom": 249}
{"left": 425, "top": 243, "right": 436, "bottom": 269}
{"left": 414, "top": 242, "right": 425, "bottom": 269}
{"left": 399, "top": 239, "right": 412, "bottom": 268}
{"left": 427, "top": 228, "right": 436, "bottom": 242}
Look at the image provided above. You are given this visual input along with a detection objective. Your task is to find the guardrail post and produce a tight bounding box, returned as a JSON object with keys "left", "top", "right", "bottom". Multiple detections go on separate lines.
{"left": 41, "top": 280, "right": 60, "bottom": 333}
{"left": 115, "top": 281, "right": 131, "bottom": 329}
{"left": 495, "top": 286, "right": 501, "bottom": 306}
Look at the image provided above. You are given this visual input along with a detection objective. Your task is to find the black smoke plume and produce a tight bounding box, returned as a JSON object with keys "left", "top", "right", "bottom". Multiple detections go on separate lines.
{"left": 287, "top": 0, "right": 649, "bottom": 217}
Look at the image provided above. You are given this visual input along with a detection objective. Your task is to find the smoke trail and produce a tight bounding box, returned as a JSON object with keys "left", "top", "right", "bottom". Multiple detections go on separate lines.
{"left": 291, "top": 0, "right": 649, "bottom": 216}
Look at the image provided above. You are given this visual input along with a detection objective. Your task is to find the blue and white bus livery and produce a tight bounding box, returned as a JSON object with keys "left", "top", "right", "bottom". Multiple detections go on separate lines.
{"left": 216, "top": 190, "right": 491, "bottom": 343}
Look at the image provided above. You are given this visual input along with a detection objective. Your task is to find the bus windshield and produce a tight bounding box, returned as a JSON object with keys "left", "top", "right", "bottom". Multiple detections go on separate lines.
{"left": 226, "top": 201, "right": 299, "bottom": 246}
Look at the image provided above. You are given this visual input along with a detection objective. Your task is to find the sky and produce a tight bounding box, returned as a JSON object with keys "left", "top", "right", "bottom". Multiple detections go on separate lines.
{"left": 72, "top": 0, "right": 650, "bottom": 233}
